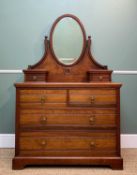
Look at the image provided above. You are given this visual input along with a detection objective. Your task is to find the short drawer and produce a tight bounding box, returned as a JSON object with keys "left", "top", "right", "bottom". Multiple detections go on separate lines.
{"left": 19, "top": 90, "right": 67, "bottom": 108}
{"left": 68, "top": 89, "right": 117, "bottom": 106}
{"left": 23, "top": 70, "right": 48, "bottom": 82}
{"left": 87, "top": 70, "right": 112, "bottom": 82}
{"left": 19, "top": 131, "right": 116, "bottom": 157}
{"left": 20, "top": 108, "right": 117, "bottom": 128}
{"left": 19, "top": 90, "right": 66, "bottom": 103}
{"left": 90, "top": 74, "right": 110, "bottom": 82}
{"left": 25, "top": 74, "right": 47, "bottom": 82}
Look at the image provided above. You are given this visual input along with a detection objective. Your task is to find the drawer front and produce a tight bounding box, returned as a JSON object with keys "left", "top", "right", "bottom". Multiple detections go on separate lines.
{"left": 19, "top": 90, "right": 66, "bottom": 103}
{"left": 87, "top": 71, "right": 112, "bottom": 83}
{"left": 19, "top": 131, "right": 116, "bottom": 157}
{"left": 19, "top": 90, "right": 66, "bottom": 108}
{"left": 25, "top": 74, "right": 47, "bottom": 82}
{"left": 20, "top": 108, "right": 117, "bottom": 128}
{"left": 69, "top": 89, "right": 117, "bottom": 106}
{"left": 91, "top": 74, "right": 110, "bottom": 82}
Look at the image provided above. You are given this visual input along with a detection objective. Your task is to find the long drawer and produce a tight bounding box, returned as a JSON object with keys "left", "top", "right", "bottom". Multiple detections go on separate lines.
{"left": 19, "top": 108, "right": 117, "bottom": 129}
{"left": 19, "top": 130, "right": 117, "bottom": 157}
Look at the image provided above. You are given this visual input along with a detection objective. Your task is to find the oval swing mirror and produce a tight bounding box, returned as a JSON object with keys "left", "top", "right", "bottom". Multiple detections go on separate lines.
{"left": 50, "top": 14, "right": 86, "bottom": 66}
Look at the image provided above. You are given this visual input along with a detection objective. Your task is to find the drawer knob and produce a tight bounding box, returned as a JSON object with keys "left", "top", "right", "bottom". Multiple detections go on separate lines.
{"left": 90, "top": 96, "right": 95, "bottom": 103}
{"left": 89, "top": 115, "right": 95, "bottom": 124}
{"left": 90, "top": 141, "right": 95, "bottom": 148}
{"left": 99, "top": 76, "right": 103, "bottom": 80}
{"left": 40, "top": 140, "right": 47, "bottom": 146}
{"left": 40, "top": 96, "right": 46, "bottom": 103}
{"left": 33, "top": 76, "right": 37, "bottom": 80}
{"left": 41, "top": 116, "right": 47, "bottom": 123}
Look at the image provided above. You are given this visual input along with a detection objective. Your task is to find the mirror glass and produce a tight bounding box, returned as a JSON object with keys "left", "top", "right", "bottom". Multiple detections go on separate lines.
{"left": 52, "top": 17, "right": 83, "bottom": 65}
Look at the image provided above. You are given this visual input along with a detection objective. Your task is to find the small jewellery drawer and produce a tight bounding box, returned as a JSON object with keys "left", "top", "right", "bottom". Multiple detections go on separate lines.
{"left": 20, "top": 108, "right": 117, "bottom": 128}
{"left": 23, "top": 70, "right": 48, "bottom": 82}
{"left": 19, "top": 131, "right": 116, "bottom": 156}
{"left": 68, "top": 89, "right": 117, "bottom": 106}
{"left": 90, "top": 74, "right": 110, "bottom": 82}
{"left": 25, "top": 74, "right": 47, "bottom": 82}
{"left": 87, "top": 70, "right": 112, "bottom": 82}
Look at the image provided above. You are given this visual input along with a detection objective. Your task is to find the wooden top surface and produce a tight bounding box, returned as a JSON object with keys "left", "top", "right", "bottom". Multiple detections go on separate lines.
{"left": 15, "top": 82, "right": 122, "bottom": 88}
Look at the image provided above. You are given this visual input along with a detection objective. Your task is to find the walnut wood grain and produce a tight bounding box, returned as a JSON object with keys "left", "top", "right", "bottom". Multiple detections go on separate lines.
{"left": 19, "top": 130, "right": 116, "bottom": 157}
{"left": 19, "top": 150, "right": 117, "bottom": 157}
{"left": 23, "top": 70, "right": 49, "bottom": 82}
{"left": 12, "top": 156, "right": 123, "bottom": 170}
{"left": 87, "top": 70, "right": 112, "bottom": 82}
{"left": 20, "top": 112, "right": 117, "bottom": 128}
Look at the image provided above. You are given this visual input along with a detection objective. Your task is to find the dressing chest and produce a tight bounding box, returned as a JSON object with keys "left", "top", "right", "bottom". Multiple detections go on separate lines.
{"left": 12, "top": 14, "right": 123, "bottom": 170}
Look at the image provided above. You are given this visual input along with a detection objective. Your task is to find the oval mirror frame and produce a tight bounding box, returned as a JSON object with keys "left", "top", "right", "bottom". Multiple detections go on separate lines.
{"left": 50, "top": 14, "right": 86, "bottom": 66}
